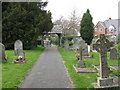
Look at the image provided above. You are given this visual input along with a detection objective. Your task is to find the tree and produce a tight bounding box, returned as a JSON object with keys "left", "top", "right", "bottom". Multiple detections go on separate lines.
{"left": 2, "top": 2, "right": 53, "bottom": 49}
{"left": 80, "top": 9, "right": 94, "bottom": 45}
{"left": 54, "top": 10, "right": 80, "bottom": 36}
{"left": 68, "top": 10, "right": 81, "bottom": 36}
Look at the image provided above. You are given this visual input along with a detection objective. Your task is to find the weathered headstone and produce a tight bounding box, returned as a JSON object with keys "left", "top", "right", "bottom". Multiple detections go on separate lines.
{"left": 93, "top": 34, "right": 115, "bottom": 87}
{"left": 79, "top": 37, "right": 88, "bottom": 56}
{"left": 64, "top": 40, "right": 69, "bottom": 51}
{"left": 79, "top": 38, "right": 88, "bottom": 59}
{"left": 0, "top": 43, "right": 6, "bottom": 62}
{"left": 110, "top": 48, "right": 117, "bottom": 60}
{"left": 72, "top": 38, "right": 79, "bottom": 50}
{"left": 14, "top": 40, "right": 23, "bottom": 56}
{"left": 82, "top": 44, "right": 88, "bottom": 56}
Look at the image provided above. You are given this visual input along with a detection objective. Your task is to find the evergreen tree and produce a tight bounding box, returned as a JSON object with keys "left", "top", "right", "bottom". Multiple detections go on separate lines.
{"left": 80, "top": 9, "right": 94, "bottom": 45}
{"left": 2, "top": 2, "right": 53, "bottom": 49}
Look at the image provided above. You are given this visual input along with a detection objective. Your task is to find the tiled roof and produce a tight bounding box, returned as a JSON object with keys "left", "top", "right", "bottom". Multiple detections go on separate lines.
{"left": 100, "top": 19, "right": 120, "bottom": 34}
{"left": 49, "top": 25, "right": 63, "bottom": 34}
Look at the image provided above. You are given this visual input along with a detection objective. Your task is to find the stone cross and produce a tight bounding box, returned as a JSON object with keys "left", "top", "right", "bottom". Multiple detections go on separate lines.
{"left": 93, "top": 34, "right": 113, "bottom": 78}
{"left": 79, "top": 38, "right": 88, "bottom": 60}
{"left": 79, "top": 40, "right": 86, "bottom": 60}
{"left": 14, "top": 40, "right": 23, "bottom": 56}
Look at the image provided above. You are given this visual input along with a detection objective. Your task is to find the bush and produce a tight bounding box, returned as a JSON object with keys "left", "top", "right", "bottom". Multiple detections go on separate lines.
{"left": 69, "top": 41, "right": 74, "bottom": 46}
{"left": 61, "top": 36, "right": 74, "bottom": 44}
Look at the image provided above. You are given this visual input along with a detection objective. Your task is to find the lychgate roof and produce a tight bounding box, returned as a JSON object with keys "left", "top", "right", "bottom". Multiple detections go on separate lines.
{"left": 48, "top": 25, "right": 63, "bottom": 34}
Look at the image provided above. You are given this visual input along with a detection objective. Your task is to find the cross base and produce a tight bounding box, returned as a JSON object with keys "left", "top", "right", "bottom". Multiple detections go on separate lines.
{"left": 92, "top": 77, "right": 119, "bottom": 88}
{"left": 97, "top": 77, "right": 113, "bottom": 86}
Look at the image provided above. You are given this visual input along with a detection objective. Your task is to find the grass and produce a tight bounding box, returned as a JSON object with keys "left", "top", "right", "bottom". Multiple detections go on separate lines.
{"left": 58, "top": 47, "right": 119, "bottom": 88}
{"left": 2, "top": 46, "right": 45, "bottom": 88}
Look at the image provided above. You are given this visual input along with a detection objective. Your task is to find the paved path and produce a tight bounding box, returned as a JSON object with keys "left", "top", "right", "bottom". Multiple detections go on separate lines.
{"left": 20, "top": 45, "right": 72, "bottom": 88}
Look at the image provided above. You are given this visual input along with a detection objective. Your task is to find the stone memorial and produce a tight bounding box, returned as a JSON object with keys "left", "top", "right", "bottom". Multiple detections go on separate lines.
{"left": 76, "top": 39, "right": 86, "bottom": 68}
{"left": 0, "top": 43, "right": 6, "bottom": 62}
{"left": 110, "top": 48, "right": 117, "bottom": 60}
{"left": 79, "top": 37, "right": 88, "bottom": 56}
{"left": 64, "top": 40, "right": 69, "bottom": 51}
{"left": 74, "top": 37, "right": 96, "bottom": 73}
{"left": 14, "top": 40, "right": 23, "bottom": 56}
{"left": 92, "top": 34, "right": 118, "bottom": 88}
{"left": 72, "top": 38, "right": 79, "bottom": 50}
{"left": 44, "top": 38, "right": 51, "bottom": 47}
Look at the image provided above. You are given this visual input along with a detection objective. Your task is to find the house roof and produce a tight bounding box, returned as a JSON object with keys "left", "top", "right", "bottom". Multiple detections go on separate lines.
{"left": 98, "top": 19, "right": 120, "bottom": 35}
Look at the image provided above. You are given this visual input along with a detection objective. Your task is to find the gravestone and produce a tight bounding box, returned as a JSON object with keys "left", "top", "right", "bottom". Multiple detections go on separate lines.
{"left": 64, "top": 40, "right": 69, "bottom": 51}
{"left": 110, "top": 48, "right": 117, "bottom": 60}
{"left": 82, "top": 44, "right": 88, "bottom": 56}
{"left": 72, "top": 38, "right": 79, "bottom": 50}
{"left": 0, "top": 43, "right": 6, "bottom": 62}
{"left": 93, "top": 34, "right": 115, "bottom": 87}
{"left": 79, "top": 38, "right": 88, "bottom": 59}
{"left": 79, "top": 37, "right": 88, "bottom": 56}
{"left": 14, "top": 40, "right": 23, "bottom": 56}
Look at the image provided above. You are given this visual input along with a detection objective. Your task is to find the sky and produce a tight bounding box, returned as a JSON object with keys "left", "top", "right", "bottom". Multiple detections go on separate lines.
{"left": 44, "top": 0, "right": 120, "bottom": 24}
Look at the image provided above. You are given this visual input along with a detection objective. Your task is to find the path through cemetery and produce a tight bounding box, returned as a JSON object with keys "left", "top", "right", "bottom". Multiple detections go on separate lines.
{"left": 20, "top": 45, "right": 72, "bottom": 88}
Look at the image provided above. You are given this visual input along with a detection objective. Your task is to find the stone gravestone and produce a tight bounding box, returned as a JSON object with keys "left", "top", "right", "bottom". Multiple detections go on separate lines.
{"left": 14, "top": 40, "right": 23, "bottom": 56}
{"left": 79, "top": 37, "right": 88, "bottom": 56}
{"left": 64, "top": 40, "right": 69, "bottom": 51}
{"left": 110, "top": 48, "right": 117, "bottom": 60}
{"left": 0, "top": 43, "right": 6, "bottom": 62}
{"left": 82, "top": 44, "right": 88, "bottom": 56}
{"left": 93, "top": 34, "right": 115, "bottom": 87}
{"left": 72, "top": 38, "right": 79, "bottom": 50}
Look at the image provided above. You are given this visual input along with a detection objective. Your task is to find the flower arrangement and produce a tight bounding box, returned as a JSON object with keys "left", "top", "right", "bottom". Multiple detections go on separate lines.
{"left": 75, "top": 54, "right": 80, "bottom": 60}
{"left": 14, "top": 55, "right": 26, "bottom": 64}
{"left": 76, "top": 54, "right": 80, "bottom": 57}
{"left": 18, "top": 56, "right": 24, "bottom": 59}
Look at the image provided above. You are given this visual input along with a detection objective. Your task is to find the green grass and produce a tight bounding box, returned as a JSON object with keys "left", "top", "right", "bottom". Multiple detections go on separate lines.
{"left": 2, "top": 46, "right": 45, "bottom": 88}
{"left": 58, "top": 47, "right": 119, "bottom": 88}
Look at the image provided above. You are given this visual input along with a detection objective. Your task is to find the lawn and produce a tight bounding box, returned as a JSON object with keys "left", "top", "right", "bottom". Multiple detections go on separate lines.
{"left": 58, "top": 47, "right": 119, "bottom": 88}
{"left": 2, "top": 46, "right": 45, "bottom": 88}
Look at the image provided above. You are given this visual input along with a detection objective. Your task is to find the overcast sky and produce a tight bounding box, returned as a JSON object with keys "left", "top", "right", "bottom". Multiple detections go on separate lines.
{"left": 45, "top": 0, "right": 120, "bottom": 24}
